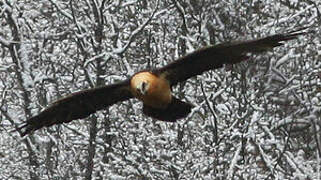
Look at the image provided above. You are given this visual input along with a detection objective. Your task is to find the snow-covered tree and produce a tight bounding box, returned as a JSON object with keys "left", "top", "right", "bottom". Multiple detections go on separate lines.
{"left": 0, "top": 0, "right": 320, "bottom": 179}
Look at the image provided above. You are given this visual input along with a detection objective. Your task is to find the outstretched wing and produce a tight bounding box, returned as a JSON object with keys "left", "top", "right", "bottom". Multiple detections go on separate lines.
{"left": 18, "top": 80, "right": 133, "bottom": 136}
{"left": 153, "top": 30, "right": 307, "bottom": 86}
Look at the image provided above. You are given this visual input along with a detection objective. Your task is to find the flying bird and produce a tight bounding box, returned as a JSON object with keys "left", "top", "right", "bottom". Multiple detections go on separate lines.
{"left": 18, "top": 30, "right": 307, "bottom": 136}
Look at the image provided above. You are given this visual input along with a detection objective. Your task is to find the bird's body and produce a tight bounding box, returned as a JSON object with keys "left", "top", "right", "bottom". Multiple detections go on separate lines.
{"left": 17, "top": 29, "right": 309, "bottom": 136}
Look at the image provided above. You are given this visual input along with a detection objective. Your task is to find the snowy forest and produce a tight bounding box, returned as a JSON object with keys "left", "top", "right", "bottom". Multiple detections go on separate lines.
{"left": 0, "top": 0, "right": 320, "bottom": 179}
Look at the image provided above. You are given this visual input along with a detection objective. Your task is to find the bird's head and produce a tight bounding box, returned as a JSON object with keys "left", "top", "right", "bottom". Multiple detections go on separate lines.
{"left": 136, "top": 80, "right": 149, "bottom": 95}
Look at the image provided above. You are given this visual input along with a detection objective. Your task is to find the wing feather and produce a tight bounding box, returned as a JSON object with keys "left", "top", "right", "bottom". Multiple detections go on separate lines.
{"left": 153, "top": 30, "right": 307, "bottom": 86}
{"left": 18, "top": 79, "right": 132, "bottom": 136}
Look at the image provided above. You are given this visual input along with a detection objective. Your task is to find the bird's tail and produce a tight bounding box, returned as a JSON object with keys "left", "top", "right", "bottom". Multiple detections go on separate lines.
{"left": 143, "top": 97, "right": 194, "bottom": 122}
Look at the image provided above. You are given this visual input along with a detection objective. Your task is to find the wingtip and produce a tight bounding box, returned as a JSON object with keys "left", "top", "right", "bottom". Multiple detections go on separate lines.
{"left": 287, "top": 26, "right": 313, "bottom": 34}
{"left": 265, "top": 27, "right": 311, "bottom": 47}
{"left": 283, "top": 27, "right": 312, "bottom": 39}
{"left": 16, "top": 123, "right": 32, "bottom": 137}
{"left": 16, "top": 115, "right": 41, "bottom": 137}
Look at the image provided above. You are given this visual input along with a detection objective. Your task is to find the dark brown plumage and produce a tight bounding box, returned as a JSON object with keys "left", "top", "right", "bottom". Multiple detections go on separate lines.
{"left": 143, "top": 97, "right": 194, "bottom": 122}
{"left": 18, "top": 80, "right": 132, "bottom": 136}
{"left": 17, "top": 30, "right": 308, "bottom": 136}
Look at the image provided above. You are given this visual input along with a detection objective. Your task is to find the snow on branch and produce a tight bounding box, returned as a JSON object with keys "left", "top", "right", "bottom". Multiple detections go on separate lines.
{"left": 48, "top": 0, "right": 73, "bottom": 20}
{"left": 227, "top": 143, "right": 242, "bottom": 179}
{"left": 113, "top": 0, "right": 160, "bottom": 56}
{"left": 0, "top": 36, "right": 10, "bottom": 47}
